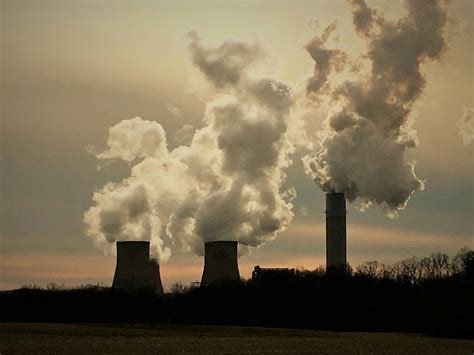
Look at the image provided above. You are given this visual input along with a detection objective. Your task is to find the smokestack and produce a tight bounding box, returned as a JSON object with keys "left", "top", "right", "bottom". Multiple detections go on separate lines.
{"left": 325, "top": 191, "right": 347, "bottom": 272}
{"left": 201, "top": 241, "right": 241, "bottom": 285}
{"left": 112, "top": 241, "right": 164, "bottom": 294}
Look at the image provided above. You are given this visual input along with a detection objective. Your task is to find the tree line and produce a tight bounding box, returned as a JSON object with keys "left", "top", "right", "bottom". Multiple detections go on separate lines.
{"left": 353, "top": 247, "right": 473, "bottom": 284}
{"left": 2, "top": 247, "right": 472, "bottom": 338}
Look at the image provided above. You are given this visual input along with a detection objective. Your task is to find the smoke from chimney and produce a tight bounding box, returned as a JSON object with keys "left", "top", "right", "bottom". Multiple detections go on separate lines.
{"left": 303, "top": 0, "right": 449, "bottom": 217}
{"left": 112, "top": 241, "right": 164, "bottom": 294}
{"left": 201, "top": 241, "right": 241, "bottom": 285}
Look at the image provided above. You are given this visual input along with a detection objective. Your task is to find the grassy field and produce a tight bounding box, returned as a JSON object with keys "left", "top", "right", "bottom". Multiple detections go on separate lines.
{"left": 0, "top": 323, "right": 473, "bottom": 354}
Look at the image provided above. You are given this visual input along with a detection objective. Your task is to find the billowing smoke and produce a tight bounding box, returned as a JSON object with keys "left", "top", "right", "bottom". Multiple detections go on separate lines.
{"left": 304, "top": 21, "right": 347, "bottom": 95}
{"left": 457, "top": 107, "right": 474, "bottom": 145}
{"left": 303, "top": 0, "right": 448, "bottom": 217}
{"left": 84, "top": 33, "right": 301, "bottom": 260}
{"left": 83, "top": 117, "right": 195, "bottom": 260}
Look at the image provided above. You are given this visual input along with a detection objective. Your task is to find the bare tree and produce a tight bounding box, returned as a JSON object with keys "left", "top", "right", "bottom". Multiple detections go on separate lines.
{"left": 399, "top": 257, "right": 423, "bottom": 284}
{"left": 358, "top": 247, "right": 472, "bottom": 283}
{"left": 420, "top": 252, "right": 450, "bottom": 279}
{"left": 432, "top": 252, "right": 450, "bottom": 278}
{"left": 450, "top": 247, "right": 473, "bottom": 277}
{"left": 356, "top": 261, "right": 385, "bottom": 279}
{"left": 170, "top": 282, "right": 189, "bottom": 294}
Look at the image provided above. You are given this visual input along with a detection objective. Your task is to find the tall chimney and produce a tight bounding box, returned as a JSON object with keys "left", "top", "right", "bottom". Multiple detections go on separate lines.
{"left": 112, "top": 241, "right": 164, "bottom": 294}
{"left": 201, "top": 241, "right": 241, "bottom": 285}
{"left": 325, "top": 191, "right": 347, "bottom": 271}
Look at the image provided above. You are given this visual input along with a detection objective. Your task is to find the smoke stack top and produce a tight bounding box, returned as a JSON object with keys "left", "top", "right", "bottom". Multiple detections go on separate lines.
{"left": 325, "top": 191, "right": 346, "bottom": 218}
{"left": 201, "top": 241, "right": 241, "bottom": 285}
{"left": 112, "top": 241, "right": 164, "bottom": 294}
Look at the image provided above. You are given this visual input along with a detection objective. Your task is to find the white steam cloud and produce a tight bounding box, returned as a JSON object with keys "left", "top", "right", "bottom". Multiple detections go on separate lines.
{"left": 84, "top": 32, "right": 303, "bottom": 260}
{"left": 457, "top": 107, "right": 474, "bottom": 145}
{"left": 303, "top": 0, "right": 448, "bottom": 217}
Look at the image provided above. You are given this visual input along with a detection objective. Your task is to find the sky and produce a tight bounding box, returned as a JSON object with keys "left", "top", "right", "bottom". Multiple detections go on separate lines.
{"left": 1, "top": 0, "right": 473, "bottom": 291}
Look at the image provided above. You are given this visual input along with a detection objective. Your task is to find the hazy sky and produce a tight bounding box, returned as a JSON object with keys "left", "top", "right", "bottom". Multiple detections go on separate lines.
{"left": 1, "top": 0, "right": 473, "bottom": 290}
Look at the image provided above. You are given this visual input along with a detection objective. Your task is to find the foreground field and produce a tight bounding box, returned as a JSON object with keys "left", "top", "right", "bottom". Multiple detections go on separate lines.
{"left": 0, "top": 323, "right": 473, "bottom": 354}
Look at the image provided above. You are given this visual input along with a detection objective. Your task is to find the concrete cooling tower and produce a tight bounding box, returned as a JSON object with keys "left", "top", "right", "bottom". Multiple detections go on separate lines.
{"left": 201, "top": 241, "right": 241, "bottom": 285}
{"left": 112, "top": 241, "right": 164, "bottom": 294}
{"left": 325, "top": 191, "right": 347, "bottom": 271}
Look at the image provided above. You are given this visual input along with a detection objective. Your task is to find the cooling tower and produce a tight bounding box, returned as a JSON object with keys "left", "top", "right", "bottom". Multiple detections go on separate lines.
{"left": 325, "top": 191, "right": 347, "bottom": 271}
{"left": 201, "top": 241, "right": 241, "bottom": 285}
{"left": 112, "top": 241, "right": 164, "bottom": 294}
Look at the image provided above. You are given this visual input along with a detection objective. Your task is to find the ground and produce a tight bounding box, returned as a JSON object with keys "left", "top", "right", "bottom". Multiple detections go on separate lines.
{"left": 0, "top": 323, "right": 472, "bottom": 354}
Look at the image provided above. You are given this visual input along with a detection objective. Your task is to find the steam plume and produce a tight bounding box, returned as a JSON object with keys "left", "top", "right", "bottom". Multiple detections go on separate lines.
{"left": 305, "top": 21, "right": 347, "bottom": 95}
{"left": 457, "top": 107, "right": 474, "bottom": 145}
{"left": 84, "top": 33, "right": 301, "bottom": 259}
{"left": 303, "top": 0, "right": 448, "bottom": 217}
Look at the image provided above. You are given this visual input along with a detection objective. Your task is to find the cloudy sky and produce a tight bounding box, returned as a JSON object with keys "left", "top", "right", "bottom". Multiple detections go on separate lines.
{"left": 1, "top": 0, "right": 472, "bottom": 290}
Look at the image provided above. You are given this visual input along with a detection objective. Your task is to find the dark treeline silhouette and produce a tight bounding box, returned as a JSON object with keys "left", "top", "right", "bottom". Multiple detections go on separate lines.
{"left": 1, "top": 248, "right": 472, "bottom": 338}
{"left": 354, "top": 247, "right": 473, "bottom": 284}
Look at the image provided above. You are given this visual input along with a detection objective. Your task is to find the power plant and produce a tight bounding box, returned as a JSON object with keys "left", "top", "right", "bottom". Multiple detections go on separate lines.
{"left": 112, "top": 241, "right": 164, "bottom": 294}
{"left": 325, "top": 191, "right": 347, "bottom": 271}
{"left": 110, "top": 194, "right": 348, "bottom": 291}
{"left": 201, "top": 241, "right": 241, "bottom": 285}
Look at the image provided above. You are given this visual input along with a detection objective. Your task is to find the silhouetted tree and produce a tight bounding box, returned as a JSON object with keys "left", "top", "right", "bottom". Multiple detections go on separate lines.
{"left": 2, "top": 247, "right": 472, "bottom": 338}
{"left": 356, "top": 261, "right": 385, "bottom": 278}
{"left": 399, "top": 257, "right": 423, "bottom": 284}
{"left": 457, "top": 247, "right": 474, "bottom": 279}
{"left": 420, "top": 252, "right": 450, "bottom": 279}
